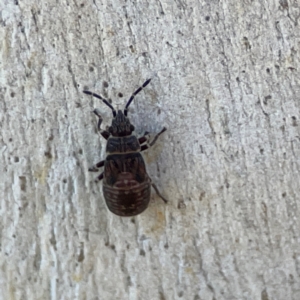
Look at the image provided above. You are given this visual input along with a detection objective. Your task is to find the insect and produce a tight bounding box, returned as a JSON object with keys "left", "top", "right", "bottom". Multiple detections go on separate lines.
{"left": 83, "top": 79, "right": 167, "bottom": 216}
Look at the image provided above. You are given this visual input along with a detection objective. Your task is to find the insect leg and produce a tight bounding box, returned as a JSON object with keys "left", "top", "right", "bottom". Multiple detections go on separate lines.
{"left": 151, "top": 182, "right": 168, "bottom": 203}
{"left": 140, "top": 127, "right": 167, "bottom": 151}
{"left": 93, "top": 109, "right": 110, "bottom": 140}
{"left": 88, "top": 160, "right": 104, "bottom": 172}
{"left": 95, "top": 172, "right": 104, "bottom": 182}
{"left": 138, "top": 131, "right": 150, "bottom": 144}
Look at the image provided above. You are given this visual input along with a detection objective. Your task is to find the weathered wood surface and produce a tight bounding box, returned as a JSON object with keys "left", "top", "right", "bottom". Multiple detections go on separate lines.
{"left": 1, "top": 0, "right": 300, "bottom": 299}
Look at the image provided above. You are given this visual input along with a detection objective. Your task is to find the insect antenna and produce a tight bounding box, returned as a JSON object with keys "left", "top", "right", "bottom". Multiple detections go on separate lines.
{"left": 124, "top": 78, "right": 151, "bottom": 116}
{"left": 83, "top": 90, "right": 116, "bottom": 117}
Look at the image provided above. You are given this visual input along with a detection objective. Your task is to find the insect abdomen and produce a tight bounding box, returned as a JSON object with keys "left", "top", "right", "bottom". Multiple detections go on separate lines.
{"left": 103, "top": 173, "right": 151, "bottom": 216}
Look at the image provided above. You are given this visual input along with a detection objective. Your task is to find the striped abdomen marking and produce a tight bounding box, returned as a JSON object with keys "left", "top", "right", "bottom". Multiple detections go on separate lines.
{"left": 103, "top": 172, "right": 151, "bottom": 216}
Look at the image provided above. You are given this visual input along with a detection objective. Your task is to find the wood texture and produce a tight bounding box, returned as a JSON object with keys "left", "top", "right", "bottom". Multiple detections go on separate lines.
{"left": 1, "top": 0, "right": 300, "bottom": 299}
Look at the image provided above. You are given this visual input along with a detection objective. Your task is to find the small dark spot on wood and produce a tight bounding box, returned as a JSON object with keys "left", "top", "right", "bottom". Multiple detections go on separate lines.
{"left": 89, "top": 66, "right": 94, "bottom": 72}
{"left": 48, "top": 134, "right": 54, "bottom": 141}
{"left": 44, "top": 151, "right": 52, "bottom": 159}
{"left": 77, "top": 248, "right": 84, "bottom": 262}
{"left": 63, "top": 179, "right": 67, "bottom": 183}
{"left": 292, "top": 116, "right": 297, "bottom": 126}
{"left": 279, "top": 0, "right": 288, "bottom": 9}
{"left": 14, "top": 156, "right": 19, "bottom": 162}
{"left": 164, "top": 243, "right": 169, "bottom": 249}
{"left": 75, "top": 102, "right": 82, "bottom": 108}
{"left": 139, "top": 249, "right": 146, "bottom": 256}
{"left": 103, "top": 81, "right": 109, "bottom": 88}
{"left": 19, "top": 176, "right": 26, "bottom": 191}
{"left": 14, "top": 0, "right": 18, "bottom": 5}
{"left": 139, "top": 234, "right": 147, "bottom": 241}
{"left": 262, "top": 202, "right": 267, "bottom": 215}
{"left": 260, "top": 148, "right": 264, "bottom": 154}
{"left": 130, "top": 218, "right": 135, "bottom": 224}
{"left": 157, "top": 108, "right": 161, "bottom": 115}
{"left": 80, "top": 3, "right": 84, "bottom": 7}
{"left": 178, "top": 291, "right": 184, "bottom": 297}
{"left": 9, "top": 138, "right": 13, "bottom": 142}
{"left": 110, "top": 244, "right": 115, "bottom": 251}
{"left": 129, "top": 45, "right": 135, "bottom": 52}
{"left": 10, "top": 92, "right": 15, "bottom": 97}
{"left": 79, "top": 149, "right": 83, "bottom": 154}
{"left": 200, "top": 145, "right": 203, "bottom": 153}
{"left": 199, "top": 191, "right": 205, "bottom": 201}
{"left": 226, "top": 182, "right": 230, "bottom": 188}
{"left": 49, "top": 233, "right": 57, "bottom": 250}
{"left": 127, "top": 276, "right": 132, "bottom": 286}
{"left": 159, "top": 292, "right": 166, "bottom": 300}
{"left": 261, "top": 289, "right": 269, "bottom": 300}
{"left": 13, "top": 234, "right": 16, "bottom": 238}
{"left": 118, "top": 92, "right": 123, "bottom": 97}
{"left": 177, "top": 200, "right": 186, "bottom": 209}
{"left": 236, "top": 77, "right": 240, "bottom": 82}
{"left": 243, "top": 37, "right": 251, "bottom": 50}
{"left": 264, "top": 95, "right": 272, "bottom": 105}
{"left": 282, "top": 192, "right": 286, "bottom": 197}
{"left": 31, "top": 119, "right": 35, "bottom": 123}
{"left": 266, "top": 68, "right": 270, "bottom": 73}
{"left": 205, "top": 16, "right": 210, "bottom": 21}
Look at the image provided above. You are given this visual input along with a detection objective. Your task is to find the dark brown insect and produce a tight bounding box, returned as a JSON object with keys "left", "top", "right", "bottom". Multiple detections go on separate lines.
{"left": 83, "top": 79, "right": 167, "bottom": 216}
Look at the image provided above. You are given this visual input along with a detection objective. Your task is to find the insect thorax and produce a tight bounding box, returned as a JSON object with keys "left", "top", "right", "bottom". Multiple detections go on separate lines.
{"left": 106, "top": 135, "right": 141, "bottom": 154}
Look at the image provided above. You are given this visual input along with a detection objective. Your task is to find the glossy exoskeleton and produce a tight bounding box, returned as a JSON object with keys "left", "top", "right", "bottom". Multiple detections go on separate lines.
{"left": 83, "top": 79, "right": 167, "bottom": 216}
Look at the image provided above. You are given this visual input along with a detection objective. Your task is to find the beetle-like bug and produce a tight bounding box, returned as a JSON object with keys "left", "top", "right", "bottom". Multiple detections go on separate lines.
{"left": 83, "top": 79, "right": 167, "bottom": 216}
